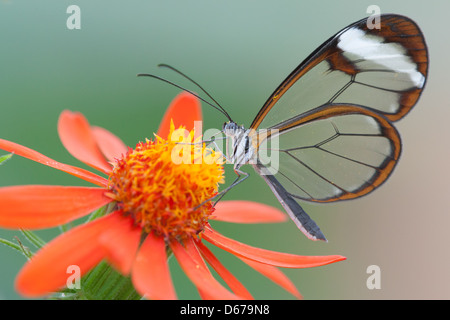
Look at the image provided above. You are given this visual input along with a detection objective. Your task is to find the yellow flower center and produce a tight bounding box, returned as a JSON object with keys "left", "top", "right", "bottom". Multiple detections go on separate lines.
{"left": 107, "top": 123, "right": 224, "bottom": 240}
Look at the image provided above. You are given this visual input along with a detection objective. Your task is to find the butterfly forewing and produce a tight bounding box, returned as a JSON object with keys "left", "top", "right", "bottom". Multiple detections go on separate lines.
{"left": 250, "top": 14, "right": 428, "bottom": 131}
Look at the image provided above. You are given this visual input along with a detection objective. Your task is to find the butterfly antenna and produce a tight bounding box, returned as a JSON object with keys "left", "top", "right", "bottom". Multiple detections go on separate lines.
{"left": 137, "top": 73, "right": 231, "bottom": 120}
{"left": 158, "top": 63, "right": 233, "bottom": 121}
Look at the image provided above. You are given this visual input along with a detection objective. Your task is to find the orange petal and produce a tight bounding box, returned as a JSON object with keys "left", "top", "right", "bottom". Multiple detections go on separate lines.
{"left": 92, "top": 126, "right": 128, "bottom": 163}
{"left": 132, "top": 233, "right": 176, "bottom": 300}
{"left": 240, "top": 257, "right": 302, "bottom": 299}
{"left": 99, "top": 214, "right": 141, "bottom": 275}
{"left": 58, "top": 110, "right": 112, "bottom": 174}
{"left": 157, "top": 92, "right": 202, "bottom": 139}
{"left": 177, "top": 238, "right": 211, "bottom": 300}
{"left": 0, "top": 138, "right": 108, "bottom": 187}
{"left": 210, "top": 200, "right": 287, "bottom": 223}
{"left": 196, "top": 240, "right": 253, "bottom": 299}
{"left": 170, "top": 238, "right": 240, "bottom": 300}
{"left": 0, "top": 185, "right": 112, "bottom": 229}
{"left": 15, "top": 212, "right": 118, "bottom": 297}
{"left": 203, "top": 225, "right": 346, "bottom": 268}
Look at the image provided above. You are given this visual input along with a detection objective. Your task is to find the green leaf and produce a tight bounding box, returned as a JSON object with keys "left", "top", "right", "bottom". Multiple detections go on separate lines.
{"left": 20, "top": 229, "right": 47, "bottom": 249}
{"left": 86, "top": 201, "right": 115, "bottom": 223}
{"left": 78, "top": 261, "right": 141, "bottom": 300}
{"left": 0, "top": 153, "right": 13, "bottom": 165}
{"left": 0, "top": 237, "right": 23, "bottom": 252}
{"left": 0, "top": 236, "right": 33, "bottom": 259}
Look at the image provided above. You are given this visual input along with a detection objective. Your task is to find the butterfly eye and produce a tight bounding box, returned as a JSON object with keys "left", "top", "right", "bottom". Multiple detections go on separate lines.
{"left": 222, "top": 122, "right": 229, "bottom": 131}
{"left": 223, "top": 122, "right": 239, "bottom": 136}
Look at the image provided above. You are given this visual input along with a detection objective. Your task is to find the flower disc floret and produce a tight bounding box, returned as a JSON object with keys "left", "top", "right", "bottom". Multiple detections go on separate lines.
{"left": 108, "top": 125, "right": 224, "bottom": 240}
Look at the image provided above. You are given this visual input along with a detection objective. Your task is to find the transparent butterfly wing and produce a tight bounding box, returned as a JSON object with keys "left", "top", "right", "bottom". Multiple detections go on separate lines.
{"left": 252, "top": 104, "right": 400, "bottom": 203}
{"left": 250, "top": 14, "right": 428, "bottom": 204}
{"left": 250, "top": 14, "right": 428, "bottom": 131}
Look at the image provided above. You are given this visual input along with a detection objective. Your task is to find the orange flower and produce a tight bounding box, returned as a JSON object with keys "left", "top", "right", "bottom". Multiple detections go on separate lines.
{"left": 0, "top": 92, "right": 345, "bottom": 299}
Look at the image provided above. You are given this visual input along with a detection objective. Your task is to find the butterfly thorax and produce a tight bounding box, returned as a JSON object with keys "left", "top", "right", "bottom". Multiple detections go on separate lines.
{"left": 222, "top": 121, "right": 254, "bottom": 169}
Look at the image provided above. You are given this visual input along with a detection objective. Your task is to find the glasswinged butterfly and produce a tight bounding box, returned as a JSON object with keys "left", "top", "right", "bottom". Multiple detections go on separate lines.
{"left": 140, "top": 14, "right": 428, "bottom": 242}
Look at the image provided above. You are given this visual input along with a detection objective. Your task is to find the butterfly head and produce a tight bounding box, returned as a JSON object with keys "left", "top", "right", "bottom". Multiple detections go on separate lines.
{"left": 223, "top": 121, "right": 245, "bottom": 137}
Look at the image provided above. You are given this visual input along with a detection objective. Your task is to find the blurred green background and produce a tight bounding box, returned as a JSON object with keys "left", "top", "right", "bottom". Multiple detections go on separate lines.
{"left": 0, "top": 0, "right": 448, "bottom": 299}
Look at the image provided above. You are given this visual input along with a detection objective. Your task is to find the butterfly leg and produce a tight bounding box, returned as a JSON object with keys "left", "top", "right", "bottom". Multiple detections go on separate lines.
{"left": 175, "top": 134, "right": 227, "bottom": 147}
{"left": 212, "top": 168, "right": 249, "bottom": 206}
{"left": 193, "top": 167, "right": 249, "bottom": 210}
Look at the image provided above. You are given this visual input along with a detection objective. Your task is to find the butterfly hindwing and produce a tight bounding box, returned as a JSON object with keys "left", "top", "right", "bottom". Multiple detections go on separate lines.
{"left": 253, "top": 103, "right": 401, "bottom": 203}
